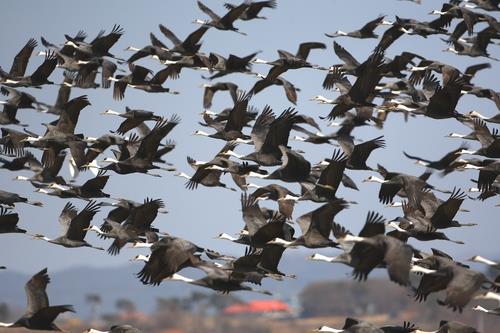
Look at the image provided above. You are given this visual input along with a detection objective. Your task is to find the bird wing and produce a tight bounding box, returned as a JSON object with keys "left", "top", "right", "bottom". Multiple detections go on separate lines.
{"left": 349, "top": 50, "right": 384, "bottom": 103}
{"left": 296, "top": 42, "right": 326, "bottom": 60}
{"left": 183, "top": 26, "right": 210, "bottom": 50}
{"left": 317, "top": 149, "right": 347, "bottom": 198}
{"left": 58, "top": 202, "right": 78, "bottom": 233}
{"left": 359, "top": 211, "right": 386, "bottom": 237}
{"left": 384, "top": 240, "right": 413, "bottom": 286}
{"left": 29, "top": 305, "right": 75, "bottom": 325}
{"left": 430, "top": 188, "right": 465, "bottom": 228}
{"left": 56, "top": 95, "right": 90, "bottom": 134}
{"left": 473, "top": 118, "right": 495, "bottom": 148}
{"left": 0, "top": 207, "right": 20, "bottom": 231}
{"left": 277, "top": 77, "right": 298, "bottom": 105}
{"left": 101, "top": 59, "right": 117, "bottom": 89}
{"left": 197, "top": 1, "right": 222, "bottom": 21}
{"left": 158, "top": 24, "right": 183, "bottom": 46}
{"left": 220, "top": 1, "right": 249, "bottom": 26}
{"left": 9, "top": 38, "right": 38, "bottom": 77}
{"left": 251, "top": 105, "right": 274, "bottom": 152}
{"left": 54, "top": 72, "right": 74, "bottom": 108}
{"left": 128, "top": 197, "right": 164, "bottom": 230}
{"left": 81, "top": 173, "right": 109, "bottom": 193}
{"left": 241, "top": 193, "right": 267, "bottom": 235}
{"left": 224, "top": 91, "right": 250, "bottom": 133}
{"left": 349, "top": 136, "right": 385, "bottom": 168}
{"left": 311, "top": 201, "right": 347, "bottom": 239}
{"left": 375, "top": 23, "right": 405, "bottom": 52}
{"left": 333, "top": 41, "right": 360, "bottom": 68}
{"left": 91, "top": 24, "right": 124, "bottom": 55}
{"left": 359, "top": 16, "right": 385, "bottom": 34}
{"left": 30, "top": 51, "right": 58, "bottom": 83}
{"left": 150, "top": 32, "right": 168, "bottom": 49}
{"left": 25, "top": 268, "right": 50, "bottom": 315}
{"left": 258, "top": 244, "right": 285, "bottom": 273}
{"left": 65, "top": 200, "right": 100, "bottom": 241}
{"left": 444, "top": 268, "right": 485, "bottom": 310}
{"left": 135, "top": 115, "right": 180, "bottom": 162}
{"left": 261, "top": 108, "right": 297, "bottom": 154}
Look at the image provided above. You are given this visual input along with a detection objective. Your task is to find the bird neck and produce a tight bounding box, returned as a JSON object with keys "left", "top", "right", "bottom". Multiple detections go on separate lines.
{"left": 167, "top": 273, "right": 194, "bottom": 283}
{"left": 247, "top": 171, "right": 267, "bottom": 179}
{"left": 125, "top": 46, "right": 141, "bottom": 52}
{"left": 217, "top": 233, "right": 238, "bottom": 241}
{"left": 364, "top": 176, "right": 386, "bottom": 184}
{"left": 410, "top": 265, "right": 436, "bottom": 275}
{"left": 315, "top": 326, "right": 343, "bottom": 333}
{"left": 472, "top": 256, "right": 498, "bottom": 266}
{"left": 175, "top": 172, "right": 191, "bottom": 180}
{"left": 131, "top": 255, "right": 150, "bottom": 262}
{"left": 415, "top": 160, "right": 429, "bottom": 167}
{"left": 268, "top": 238, "right": 294, "bottom": 247}
{"left": 472, "top": 305, "right": 490, "bottom": 313}
{"left": 102, "top": 109, "right": 122, "bottom": 116}
{"left": 335, "top": 30, "right": 348, "bottom": 36}
{"left": 309, "top": 254, "right": 335, "bottom": 263}
{"left": 131, "top": 242, "right": 154, "bottom": 249}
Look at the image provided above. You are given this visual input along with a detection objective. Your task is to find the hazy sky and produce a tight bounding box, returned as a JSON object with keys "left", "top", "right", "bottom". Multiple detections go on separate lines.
{"left": 0, "top": 0, "right": 499, "bottom": 280}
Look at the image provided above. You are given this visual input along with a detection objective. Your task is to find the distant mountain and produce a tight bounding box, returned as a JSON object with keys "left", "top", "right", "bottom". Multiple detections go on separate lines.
{"left": 0, "top": 252, "right": 355, "bottom": 318}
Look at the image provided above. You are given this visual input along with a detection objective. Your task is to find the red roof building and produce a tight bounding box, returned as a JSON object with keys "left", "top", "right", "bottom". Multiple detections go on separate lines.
{"left": 223, "top": 300, "right": 290, "bottom": 315}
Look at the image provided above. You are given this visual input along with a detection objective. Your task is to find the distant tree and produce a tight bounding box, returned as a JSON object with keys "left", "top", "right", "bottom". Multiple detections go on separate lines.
{"left": 0, "top": 303, "right": 10, "bottom": 321}
{"left": 207, "top": 293, "right": 243, "bottom": 312}
{"left": 156, "top": 297, "right": 183, "bottom": 312}
{"left": 85, "top": 293, "right": 102, "bottom": 320}
{"left": 115, "top": 298, "right": 136, "bottom": 313}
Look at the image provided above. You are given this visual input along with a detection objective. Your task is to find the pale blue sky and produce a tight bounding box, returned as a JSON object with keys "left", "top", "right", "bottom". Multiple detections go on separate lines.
{"left": 0, "top": 0, "right": 499, "bottom": 277}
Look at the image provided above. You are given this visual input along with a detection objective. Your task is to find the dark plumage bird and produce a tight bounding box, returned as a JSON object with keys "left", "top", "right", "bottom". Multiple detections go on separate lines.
{"left": 322, "top": 50, "right": 385, "bottom": 120}
{"left": 269, "top": 200, "right": 347, "bottom": 248}
{"left": 0, "top": 207, "right": 26, "bottom": 234}
{"left": 159, "top": 24, "right": 209, "bottom": 56}
{"left": 364, "top": 165, "right": 440, "bottom": 210}
{"left": 249, "top": 183, "right": 299, "bottom": 219}
{"left": 84, "top": 325, "right": 143, "bottom": 333}
{"left": 4, "top": 38, "right": 38, "bottom": 78}
{"left": 204, "top": 51, "right": 259, "bottom": 80}
{"left": 224, "top": 0, "right": 277, "bottom": 20}
{"left": 195, "top": 0, "right": 250, "bottom": 34}
{"left": 0, "top": 268, "right": 74, "bottom": 331}
{"left": 333, "top": 212, "right": 415, "bottom": 286}
{"left": 125, "top": 32, "right": 174, "bottom": 63}
{"left": 325, "top": 16, "right": 389, "bottom": 39}
{"left": 403, "top": 144, "right": 468, "bottom": 174}
{"left": 248, "top": 145, "right": 312, "bottom": 183}
{"left": 250, "top": 74, "right": 300, "bottom": 105}
{"left": 64, "top": 24, "right": 124, "bottom": 60}
{"left": 137, "top": 235, "right": 204, "bottom": 285}
{"left": 2, "top": 51, "right": 58, "bottom": 88}
{"left": 101, "top": 115, "right": 180, "bottom": 175}
{"left": 110, "top": 63, "right": 180, "bottom": 100}
{"left": 101, "top": 107, "right": 162, "bottom": 135}
{"left": 300, "top": 149, "right": 348, "bottom": 202}
{"left": 32, "top": 201, "right": 103, "bottom": 250}
{"left": 414, "top": 252, "right": 496, "bottom": 312}
{"left": 257, "top": 42, "right": 326, "bottom": 82}
{"left": 166, "top": 261, "right": 272, "bottom": 295}
{"left": 0, "top": 189, "right": 42, "bottom": 207}
{"left": 202, "top": 82, "right": 238, "bottom": 109}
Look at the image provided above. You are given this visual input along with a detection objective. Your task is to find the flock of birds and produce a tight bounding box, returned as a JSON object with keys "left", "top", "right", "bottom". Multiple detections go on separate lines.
{"left": 0, "top": 0, "right": 500, "bottom": 332}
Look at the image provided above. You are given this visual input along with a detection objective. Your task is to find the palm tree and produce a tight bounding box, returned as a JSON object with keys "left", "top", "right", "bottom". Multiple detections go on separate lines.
{"left": 85, "top": 294, "right": 102, "bottom": 320}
